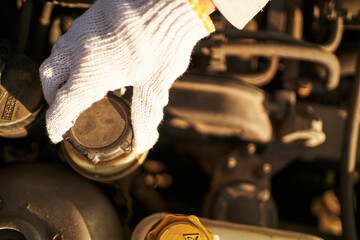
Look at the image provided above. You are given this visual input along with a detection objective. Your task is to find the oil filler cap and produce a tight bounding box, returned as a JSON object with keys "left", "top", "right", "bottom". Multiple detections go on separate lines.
{"left": 145, "top": 214, "right": 215, "bottom": 240}
{"left": 64, "top": 92, "right": 133, "bottom": 163}
{"left": 0, "top": 54, "right": 43, "bottom": 138}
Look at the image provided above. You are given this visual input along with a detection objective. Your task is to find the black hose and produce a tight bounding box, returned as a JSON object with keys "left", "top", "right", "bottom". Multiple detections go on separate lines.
{"left": 335, "top": 0, "right": 343, "bottom": 13}
{"left": 340, "top": 50, "right": 360, "bottom": 240}
{"left": 224, "top": 19, "right": 343, "bottom": 53}
{"left": 17, "top": 0, "right": 33, "bottom": 53}
{"left": 32, "top": 1, "right": 54, "bottom": 61}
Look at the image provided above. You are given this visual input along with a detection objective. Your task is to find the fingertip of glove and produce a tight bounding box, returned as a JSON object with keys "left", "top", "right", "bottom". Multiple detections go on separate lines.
{"left": 46, "top": 114, "right": 71, "bottom": 144}
{"left": 48, "top": 133, "right": 64, "bottom": 144}
{"left": 132, "top": 131, "right": 159, "bottom": 154}
{"left": 132, "top": 141, "right": 149, "bottom": 154}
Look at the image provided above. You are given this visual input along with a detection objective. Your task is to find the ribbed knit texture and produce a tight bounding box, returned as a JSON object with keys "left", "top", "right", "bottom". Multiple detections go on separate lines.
{"left": 40, "top": 0, "right": 210, "bottom": 153}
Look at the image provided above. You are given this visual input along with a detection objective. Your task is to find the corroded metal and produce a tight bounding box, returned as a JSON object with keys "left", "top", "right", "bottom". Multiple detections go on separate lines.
{"left": 64, "top": 93, "right": 133, "bottom": 162}
{"left": 62, "top": 140, "right": 148, "bottom": 181}
{"left": 0, "top": 54, "right": 44, "bottom": 138}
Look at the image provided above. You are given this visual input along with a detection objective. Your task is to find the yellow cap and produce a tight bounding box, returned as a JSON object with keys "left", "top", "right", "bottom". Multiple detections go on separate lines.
{"left": 145, "top": 214, "right": 215, "bottom": 240}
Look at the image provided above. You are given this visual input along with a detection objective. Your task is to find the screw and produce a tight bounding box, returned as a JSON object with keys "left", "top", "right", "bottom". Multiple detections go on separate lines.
{"left": 262, "top": 163, "right": 272, "bottom": 174}
{"left": 227, "top": 157, "right": 238, "bottom": 169}
{"left": 255, "top": 163, "right": 272, "bottom": 178}
{"left": 247, "top": 143, "right": 256, "bottom": 155}
{"left": 313, "top": 5, "right": 320, "bottom": 19}
{"left": 298, "top": 82, "right": 313, "bottom": 98}
{"left": 120, "top": 139, "right": 131, "bottom": 152}
{"left": 145, "top": 174, "right": 156, "bottom": 187}
{"left": 86, "top": 154, "right": 100, "bottom": 164}
{"left": 257, "top": 189, "right": 271, "bottom": 202}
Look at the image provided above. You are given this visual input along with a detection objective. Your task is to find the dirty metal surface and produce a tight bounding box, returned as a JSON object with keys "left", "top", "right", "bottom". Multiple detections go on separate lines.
{"left": 0, "top": 54, "right": 43, "bottom": 137}
{"left": 166, "top": 75, "right": 272, "bottom": 143}
{"left": 64, "top": 92, "right": 132, "bottom": 162}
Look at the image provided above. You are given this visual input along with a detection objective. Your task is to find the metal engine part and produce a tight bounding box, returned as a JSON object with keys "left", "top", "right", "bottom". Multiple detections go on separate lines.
{"left": 0, "top": 52, "right": 44, "bottom": 138}
{"left": 64, "top": 92, "right": 133, "bottom": 163}
{"left": 202, "top": 147, "right": 278, "bottom": 228}
{"left": 61, "top": 93, "right": 148, "bottom": 181}
{"left": 210, "top": 182, "right": 277, "bottom": 227}
{"left": 62, "top": 141, "right": 148, "bottom": 181}
{"left": 166, "top": 75, "right": 272, "bottom": 143}
{"left": 0, "top": 163, "right": 123, "bottom": 240}
{"left": 0, "top": 0, "right": 359, "bottom": 239}
{"left": 275, "top": 90, "right": 326, "bottom": 147}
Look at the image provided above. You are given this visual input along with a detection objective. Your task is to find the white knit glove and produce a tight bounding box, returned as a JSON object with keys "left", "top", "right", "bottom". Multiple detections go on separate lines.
{"left": 40, "top": 0, "right": 213, "bottom": 153}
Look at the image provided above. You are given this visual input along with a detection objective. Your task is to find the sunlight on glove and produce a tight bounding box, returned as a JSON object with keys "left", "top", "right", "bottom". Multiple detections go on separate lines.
{"left": 40, "top": 0, "right": 212, "bottom": 153}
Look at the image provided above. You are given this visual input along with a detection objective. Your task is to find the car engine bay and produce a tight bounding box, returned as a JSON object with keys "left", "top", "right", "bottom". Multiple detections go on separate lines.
{"left": 0, "top": 0, "right": 359, "bottom": 239}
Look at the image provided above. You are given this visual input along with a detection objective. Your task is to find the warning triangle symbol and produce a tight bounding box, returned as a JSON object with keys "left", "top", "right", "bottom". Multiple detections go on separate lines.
{"left": 183, "top": 233, "right": 200, "bottom": 240}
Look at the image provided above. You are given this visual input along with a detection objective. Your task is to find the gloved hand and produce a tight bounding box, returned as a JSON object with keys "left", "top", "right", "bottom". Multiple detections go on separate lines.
{"left": 40, "top": 0, "right": 215, "bottom": 153}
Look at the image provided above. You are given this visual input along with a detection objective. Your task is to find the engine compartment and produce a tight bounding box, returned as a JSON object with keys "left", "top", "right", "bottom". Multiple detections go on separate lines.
{"left": 0, "top": 0, "right": 359, "bottom": 239}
